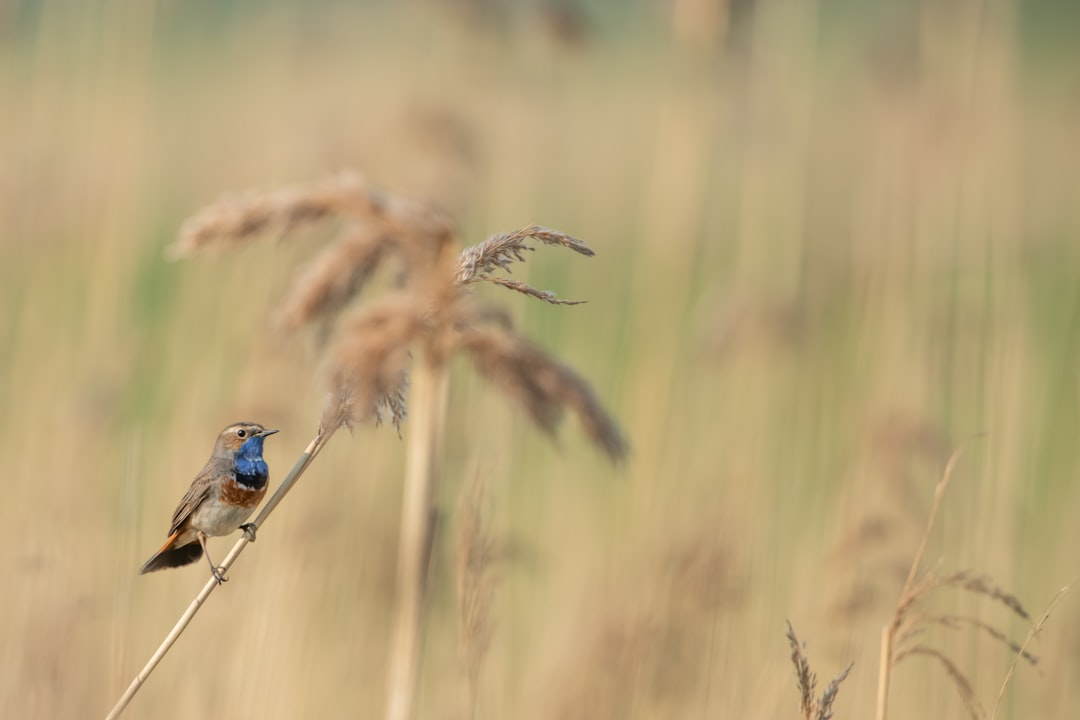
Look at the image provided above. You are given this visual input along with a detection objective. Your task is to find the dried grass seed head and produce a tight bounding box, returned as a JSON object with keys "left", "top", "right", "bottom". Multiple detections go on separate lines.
{"left": 323, "top": 295, "right": 422, "bottom": 430}
{"left": 786, "top": 621, "right": 817, "bottom": 719}
{"left": 169, "top": 171, "right": 372, "bottom": 259}
{"left": 456, "top": 225, "right": 595, "bottom": 284}
{"left": 786, "top": 621, "right": 853, "bottom": 720}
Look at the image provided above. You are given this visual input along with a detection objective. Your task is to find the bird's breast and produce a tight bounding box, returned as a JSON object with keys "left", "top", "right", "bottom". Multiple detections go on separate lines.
{"left": 189, "top": 476, "right": 265, "bottom": 537}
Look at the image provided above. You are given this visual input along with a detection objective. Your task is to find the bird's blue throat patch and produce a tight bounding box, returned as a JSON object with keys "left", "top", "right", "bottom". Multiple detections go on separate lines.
{"left": 235, "top": 435, "right": 270, "bottom": 489}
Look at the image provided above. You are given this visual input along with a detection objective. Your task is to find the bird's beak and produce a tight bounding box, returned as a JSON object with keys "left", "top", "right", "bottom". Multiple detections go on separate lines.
{"left": 259, "top": 429, "right": 280, "bottom": 437}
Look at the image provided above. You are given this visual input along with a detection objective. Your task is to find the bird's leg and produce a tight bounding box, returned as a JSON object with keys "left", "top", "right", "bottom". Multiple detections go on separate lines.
{"left": 239, "top": 523, "right": 258, "bottom": 543}
{"left": 197, "top": 531, "right": 228, "bottom": 584}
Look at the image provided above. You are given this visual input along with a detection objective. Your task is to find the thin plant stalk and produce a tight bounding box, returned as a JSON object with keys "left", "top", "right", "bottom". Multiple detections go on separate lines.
{"left": 990, "top": 581, "right": 1075, "bottom": 720}
{"left": 875, "top": 448, "right": 963, "bottom": 720}
{"left": 385, "top": 350, "right": 448, "bottom": 720}
{"left": 105, "top": 428, "right": 339, "bottom": 720}
{"left": 875, "top": 623, "right": 893, "bottom": 720}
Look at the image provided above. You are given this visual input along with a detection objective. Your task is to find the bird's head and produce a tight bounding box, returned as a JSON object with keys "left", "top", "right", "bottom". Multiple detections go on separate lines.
{"left": 213, "top": 422, "right": 279, "bottom": 459}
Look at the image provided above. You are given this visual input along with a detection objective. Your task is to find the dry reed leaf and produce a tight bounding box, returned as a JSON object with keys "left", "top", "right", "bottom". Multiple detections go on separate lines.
{"left": 276, "top": 229, "right": 394, "bottom": 333}
{"left": 456, "top": 324, "right": 627, "bottom": 461}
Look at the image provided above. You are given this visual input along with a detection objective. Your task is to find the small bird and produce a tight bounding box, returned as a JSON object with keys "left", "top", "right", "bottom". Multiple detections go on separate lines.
{"left": 139, "top": 422, "right": 278, "bottom": 583}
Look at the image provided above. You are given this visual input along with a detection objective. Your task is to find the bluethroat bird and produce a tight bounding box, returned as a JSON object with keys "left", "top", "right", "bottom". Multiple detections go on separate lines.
{"left": 139, "top": 422, "right": 278, "bottom": 583}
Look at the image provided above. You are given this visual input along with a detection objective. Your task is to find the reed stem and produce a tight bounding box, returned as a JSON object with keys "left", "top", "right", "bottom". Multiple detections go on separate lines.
{"left": 385, "top": 350, "right": 448, "bottom": 720}
{"left": 875, "top": 622, "right": 892, "bottom": 720}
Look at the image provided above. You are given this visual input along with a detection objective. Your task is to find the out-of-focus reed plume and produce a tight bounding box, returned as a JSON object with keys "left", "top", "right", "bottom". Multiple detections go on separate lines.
{"left": 826, "top": 412, "right": 950, "bottom": 621}
{"left": 170, "top": 171, "right": 371, "bottom": 258}
{"left": 545, "top": 526, "right": 738, "bottom": 720}
{"left": 455, "top": 472, "right": 497, "bottom": 718}
{"left": 276, "top": 230, "right": 393, "bottom": 335}
{"left": 323, "top": 296, "right": 419, "bottom": 432}
{"left": 457, "top": 325, "right": 627, "bottom": 460}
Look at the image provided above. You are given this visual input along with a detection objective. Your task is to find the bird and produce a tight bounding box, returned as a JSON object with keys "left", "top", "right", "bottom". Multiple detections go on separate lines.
{"left": 139, "top": 422, "right": 278, "bottom": 583}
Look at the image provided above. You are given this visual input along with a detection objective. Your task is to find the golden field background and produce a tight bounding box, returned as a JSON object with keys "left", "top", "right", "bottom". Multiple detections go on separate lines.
{"left": 2, "top": 1, "right": 1080, "bottom": 718}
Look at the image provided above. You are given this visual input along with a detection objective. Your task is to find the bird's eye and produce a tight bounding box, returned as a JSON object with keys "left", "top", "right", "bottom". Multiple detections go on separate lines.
{"left": 236, "top": 428, "right": 247, "bottom": 438}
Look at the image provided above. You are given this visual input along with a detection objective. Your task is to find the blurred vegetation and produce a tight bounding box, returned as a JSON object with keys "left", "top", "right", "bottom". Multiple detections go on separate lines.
{"left": 2, "top": 1, "right": 1079, "bottom": 718}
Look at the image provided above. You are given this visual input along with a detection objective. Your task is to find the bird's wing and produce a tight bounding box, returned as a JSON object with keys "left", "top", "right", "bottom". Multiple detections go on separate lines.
{"left": 168, "top": 459, "right": 231, "bottom": 536}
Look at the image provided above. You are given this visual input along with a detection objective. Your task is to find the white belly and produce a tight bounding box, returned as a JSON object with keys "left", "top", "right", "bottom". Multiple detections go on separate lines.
{"left": 189, "top": 496, "right": 255, "bottom": 537}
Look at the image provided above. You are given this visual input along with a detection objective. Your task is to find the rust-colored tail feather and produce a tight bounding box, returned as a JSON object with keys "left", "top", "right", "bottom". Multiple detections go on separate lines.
{"left": 139, "top": 532, "right": 203, "bottom": 574}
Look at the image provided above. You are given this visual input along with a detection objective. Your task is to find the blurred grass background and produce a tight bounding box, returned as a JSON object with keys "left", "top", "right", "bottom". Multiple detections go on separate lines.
{"left": 2, "top": 0, "right": 1080, "bottom": 717}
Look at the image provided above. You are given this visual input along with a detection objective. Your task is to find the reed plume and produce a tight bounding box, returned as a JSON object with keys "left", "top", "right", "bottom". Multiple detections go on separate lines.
{"left": 277, "top": 229, "right": 393, "bottom": 335}
{"left": 164, "top": 170, "right": 627, "bottom": 720}
{"left": 169, "top": 171, "right": 371, "bottom": 258}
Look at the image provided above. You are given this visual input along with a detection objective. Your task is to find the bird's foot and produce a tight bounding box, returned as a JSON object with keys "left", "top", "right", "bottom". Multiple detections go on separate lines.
{"left": 212, "top": 566, "right": 229, "bottom": 584}
{"left": 240, "top": 523, "right": 258, "bottom": 543}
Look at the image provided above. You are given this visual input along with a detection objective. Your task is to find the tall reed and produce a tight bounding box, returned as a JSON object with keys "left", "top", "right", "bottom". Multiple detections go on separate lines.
{"left": 157, "top": 171, "right": 627, "bottom": 720}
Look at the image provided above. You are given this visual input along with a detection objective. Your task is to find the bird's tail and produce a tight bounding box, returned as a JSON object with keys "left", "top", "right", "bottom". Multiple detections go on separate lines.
{"left": 139, "top": 532, "right": 203, "bottom": 574}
